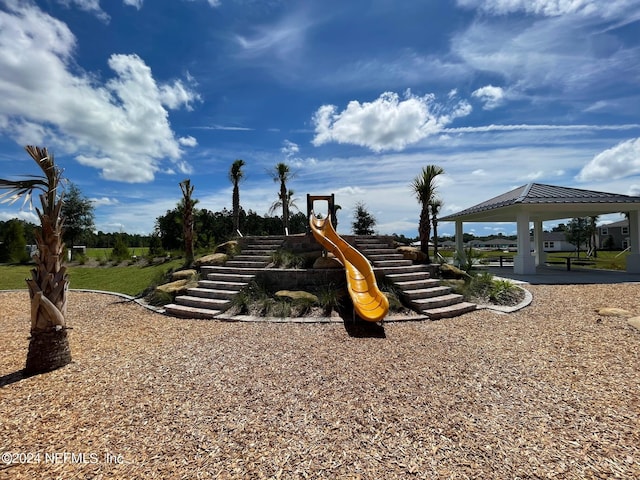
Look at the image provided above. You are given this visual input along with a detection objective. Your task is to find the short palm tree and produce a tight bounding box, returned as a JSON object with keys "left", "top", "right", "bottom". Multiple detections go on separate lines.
{"left": 430, "top": 198, "right": 443, "bottom": 260}
{"left": 179, "top": 179, "right": 196, "bottom": 266}
{"left": 0, "top": 146, "right": 71, "bottom": 375}
{"left": 229, "top": 159, "right": 245, "bottom": 235}
{"left": 270, "top": 162, "right": 294, "bottom": 234}
{"left": 269, "top": 189, "right": 299, "bottom": 220}
{"left": 412, "top": 165, "right": 444, "bottom": 263}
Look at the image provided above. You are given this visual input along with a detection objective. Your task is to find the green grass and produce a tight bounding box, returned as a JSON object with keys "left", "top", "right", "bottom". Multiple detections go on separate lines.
{"left": 0, "top": 259, "right": 184, "bottom": 296}
{"left": 83, "top": 247, "right": 150, "bottom": 260}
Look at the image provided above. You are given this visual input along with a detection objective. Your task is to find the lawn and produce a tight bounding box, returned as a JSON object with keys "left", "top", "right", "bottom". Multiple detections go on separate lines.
{"left": 0, "top": 258, "right": 184, "bottom": 296}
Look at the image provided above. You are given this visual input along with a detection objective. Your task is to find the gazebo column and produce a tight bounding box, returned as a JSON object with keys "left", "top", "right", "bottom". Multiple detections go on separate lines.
{"left": 455, "top": 220, "right": 465, "bottom": 267}
{"left": 626, "top": 209, "right": 640, "bottom": 273}
{"left": 533, "top": 220, "right": 546, "bottom": 266}
{"left": 514, "top": 212, "right": 536, "bottom": 274}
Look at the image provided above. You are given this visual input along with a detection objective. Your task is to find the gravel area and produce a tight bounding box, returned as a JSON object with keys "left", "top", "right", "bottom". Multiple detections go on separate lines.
{"left": 1, "top": 285, "right": 639, "bottom": 479}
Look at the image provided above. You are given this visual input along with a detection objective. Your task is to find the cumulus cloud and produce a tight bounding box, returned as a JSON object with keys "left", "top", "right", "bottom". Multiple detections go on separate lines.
{"left": 0, "top": 3, "right": 199, "bottom": 183}
{"left": 179, "top": 136, "right": 198, "bottom": 147}
{"left": 281, "top": 139, "right": 300, "bottom": 157}
{"left": 90, "top": 197, "right": 120, "bottom": 207}
{"left": 123, "top": 0, "right": 143, "bottom": 8}
{"left": 576, "top": 137, "right": 640, "bottom": 181}
{"left": 312, "top": 90, "right": 472, "bottom": 152}
{"left": 472, "top": 85, "right": 506, "bottom": 110}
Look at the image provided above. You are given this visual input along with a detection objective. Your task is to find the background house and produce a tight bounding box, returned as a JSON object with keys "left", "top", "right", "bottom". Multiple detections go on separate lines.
{"left": 529, "top": 231, "right": 577, "bottom": 252}
{"left": 598, "top": 220, "right": 629, "bottom": 250}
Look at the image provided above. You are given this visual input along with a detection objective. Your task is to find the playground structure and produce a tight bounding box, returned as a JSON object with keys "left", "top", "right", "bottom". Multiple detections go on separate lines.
{"left": 307, "top": 195, "right": 389, "bottom": 322}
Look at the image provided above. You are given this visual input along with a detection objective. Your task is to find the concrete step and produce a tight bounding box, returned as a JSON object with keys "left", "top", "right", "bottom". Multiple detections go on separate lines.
{"left": 372, "top": 259, "right": 413, "bottom": 268}
{"left": 377, "top": 265, "right": 430, "bottom": 275}
{"left": 424, "top": 302, "right": 477, "bottom": 320}
{"left": 164, "top": 303, "right": 222, "bottom": 319}
{"left": 225, "top": 260, "right": 269, "bottom": 268}
{"left": 404, "top": 285, "right": 452, "bottom": 300}
{"left": 198, "top": 279, "right": 247, "bottom": 290}
{"left": 412, "top": 293, "right": 465, "bottom": 310}
{"left": 202, "top": 265, "right": 262, "bottom": 276}
{"left": 366, "top": 253, "right": 405, "bottom": 261}
{"left": 393, "top": 278, "right": 441, "bottom": 290}
{"left": 206, "top": 272, "right": 255, "bottom": 283}
{"left": 386, "top": 272, "right": 433, "bottom": 283}
{"left": 175, "top": 295, "right": 231, "bottom": 310}
{"left": 186, "top": 287, "right": 238, "bottom": 300}
{"left": 357, "top": 248, "right": 395, "bottom": 255}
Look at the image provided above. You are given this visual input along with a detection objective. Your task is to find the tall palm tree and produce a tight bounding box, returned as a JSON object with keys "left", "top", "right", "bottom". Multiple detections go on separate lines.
{"left": 0, "top": 146, "right": 71, "bottom": 375}
{"left": 270, "top": 162, "right": 293, "bottom": 234}
{"left": 179, "top": 179, "right": 196, "bottom": 266}
{"left": 430, "top": 198, "right": 443, "bottom": 261}
{"left": 588, "top": 215, "right": 599, "bottom": 257}
{"left": 412, "top": 165, "right": 444, "bottom": 263}
{"left": 228, "top": 159, "right": 245, "bottom": 235}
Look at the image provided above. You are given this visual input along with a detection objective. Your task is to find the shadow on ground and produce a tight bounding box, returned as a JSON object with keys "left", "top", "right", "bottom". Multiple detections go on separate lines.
{"left": 338, "top": 305, "right": 386, "bottom": 338}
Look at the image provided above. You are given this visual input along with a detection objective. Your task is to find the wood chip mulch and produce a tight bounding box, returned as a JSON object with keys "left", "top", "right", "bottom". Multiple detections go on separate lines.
{"left": 1, "top": 284, "right": 639, "bottom": 479}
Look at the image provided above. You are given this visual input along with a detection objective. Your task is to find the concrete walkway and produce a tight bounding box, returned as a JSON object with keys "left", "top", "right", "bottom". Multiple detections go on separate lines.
{"left": 484, "top": 265, "right": 640, "bottom": 285}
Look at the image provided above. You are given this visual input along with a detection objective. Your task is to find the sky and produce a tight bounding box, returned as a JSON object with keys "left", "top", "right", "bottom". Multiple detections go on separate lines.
{"left": 1, "top": 0, "right": 640, "bottom": 238}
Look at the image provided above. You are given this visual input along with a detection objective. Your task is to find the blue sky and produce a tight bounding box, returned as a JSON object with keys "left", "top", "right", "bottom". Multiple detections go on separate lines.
{"left": 1, "top": 0, "right": 640, "bottom": 238}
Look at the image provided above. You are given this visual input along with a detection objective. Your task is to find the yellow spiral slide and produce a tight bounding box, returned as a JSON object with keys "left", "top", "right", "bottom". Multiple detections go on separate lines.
{"left": 309, "top": 212, "right": 389, "bottom": 322}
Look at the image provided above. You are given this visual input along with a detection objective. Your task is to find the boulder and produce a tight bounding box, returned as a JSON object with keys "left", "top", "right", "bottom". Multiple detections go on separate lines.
{"left": 596, "top": 307, "right": 632, "bottom": 317}
{"left": 156, "top": 279, "right": 191, "bottom": 295}
{"left": 215, "top": 240, "right": 239, "bottom": 256}
{"left": 194, "top": 253, "right": 228, "bottom": 267}
{"left": 396, "top": 246, "right": 428, "bottom": 263}
{"left": 275, "top": 290, "right": 319, "bottom": 303}
{"left": 440, "top": 263, "right": 470, "bottom": 279}
{"left": 171, "top": 269, "right": 197, "bottom": 280}
{"left": 313, "top": 255, "right": 343, "bottom": 269}
{"left": 627, "top": 317, "right": 640, "bottom": 331}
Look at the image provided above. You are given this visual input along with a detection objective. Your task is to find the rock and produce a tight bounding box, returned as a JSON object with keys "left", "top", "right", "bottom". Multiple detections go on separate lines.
{"left": 171, "top": 269, "right": 197, "bottom": 280}
{"left": 313, "top": 255, "right": 343, "bottom": 269}
{"left": 275, "top": 290, "right": 319, "bottom": 303}
{"left": 156, "top": 279, "right": 190, "bottom": 295}
{"left": 627, "top": 317, "right": 640, "bottom": 331}
{"left": 396, "top": 246, "right": 428, "bottom": 263}
{"left": 440, "top": 263, "right": 470, "bottom": 279}
{"left": 215, "top": 240, "right": 238, "bottom": 255}
{"left": 597, "top": 307, "right": 632, "bottom": 317}
{"left": 194, "top": 253, "right": 228, "bottom": 267}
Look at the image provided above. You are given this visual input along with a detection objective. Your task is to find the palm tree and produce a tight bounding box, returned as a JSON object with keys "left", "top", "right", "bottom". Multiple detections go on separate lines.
{"left": 269, "top": 189, "right": 299, "bottom": 221}
{"left": 179, "top": 179, "right": 196, "bottom": 266}
{"left": 430, "top": 198, "right": 443, "bottom": 261}
{"left": 270, "top": 162, "right": 293, "bottom": 234}
{"left": 412, "top": 165, "right": 444, "bottom": 263}
{"left": 588, "top": 215, "right": 599, "bottom": 257}
{"left": 0, "top": 146, "right": 71, "bottom": 375}
{"left": 228, "top": 159, "right": 245, "bottom": 235}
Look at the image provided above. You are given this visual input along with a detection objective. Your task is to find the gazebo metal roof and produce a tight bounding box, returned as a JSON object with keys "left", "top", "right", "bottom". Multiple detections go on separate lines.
{"left": 439, "top": 183, "right": 640, "bottom": 223}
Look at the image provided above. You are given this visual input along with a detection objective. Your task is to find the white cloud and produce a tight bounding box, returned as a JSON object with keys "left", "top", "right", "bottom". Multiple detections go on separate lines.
{"left": 57, "top": 0, "right": 110, "bottom": 22}
{"left": 123, "top": 0, "right": 143, "bottom": 8}
{"left": 455, "top": 0, "right": 631, "bottom": 18}
{"left": 179, "top": 136, "right": 198, "bottom": 147}
{"left": 0, "top": 210, "right": 39, "bottom": 223}
{"left": 90, "top": 197, "right": 120, "bottom": 207}
{"left": 0, "top": 3, "right": 199, "bottom": 183}
{"left": 312, "top": 90, "right": 472, "bottom": 152}
{"left": 472, "top": 85, "right": 505, "bottom": 110}
{"left": 576, "top": 137, "right": 640, "bottom": 181}
{"left": 281, "top": 140, "right": 299, "bottom": 157}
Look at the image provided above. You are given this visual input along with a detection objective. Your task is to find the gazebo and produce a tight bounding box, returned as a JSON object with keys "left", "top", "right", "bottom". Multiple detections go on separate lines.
{"left": 439, "top": 183, "right": 640, "bottom": 274}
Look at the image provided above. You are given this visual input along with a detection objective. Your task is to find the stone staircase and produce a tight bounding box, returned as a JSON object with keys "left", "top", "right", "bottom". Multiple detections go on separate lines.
{"left": 355, "top": 236, "right": 476, "bottom": 320}
{"left": 164, "top": 236, "right": 284, "bottom": 319}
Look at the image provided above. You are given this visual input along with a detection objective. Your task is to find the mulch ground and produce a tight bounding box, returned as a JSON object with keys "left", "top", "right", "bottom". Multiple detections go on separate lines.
{"left": 0, "top": 284, "right": 639, "bottom": 479}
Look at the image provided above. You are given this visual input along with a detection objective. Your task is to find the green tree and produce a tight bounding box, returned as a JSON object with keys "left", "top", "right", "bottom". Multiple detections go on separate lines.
{"left": 229, "top": 159, "right": 245, "bottom": 235}
{"left": 412, "top": 165, "right": 444, "bottom": 262}
{"left": 0, "top": 146, "right": 72, "bottom": 375}
{"left": 352, "top": 201, "right": 376, "bottom": 235}
{"left": 61, "top": 182, "right": 95, "bottom": 248}
{"left": 0, "top": 218, "right": 29, "bottom": 264}
{"left": 565, "top": 217, "right": 590, "bottom": 257}
{"left": 110, "top": 233, "right": 130, "bottom": 262}
{"left": 270, "top": 162, "right": 293, "bottom": 234}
